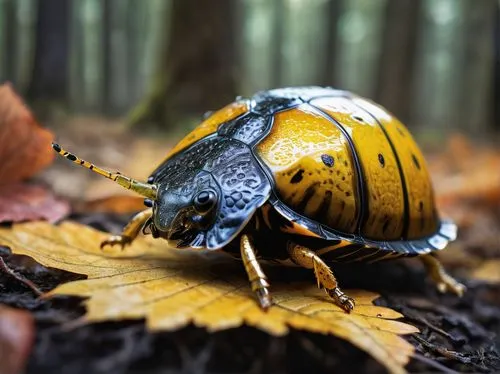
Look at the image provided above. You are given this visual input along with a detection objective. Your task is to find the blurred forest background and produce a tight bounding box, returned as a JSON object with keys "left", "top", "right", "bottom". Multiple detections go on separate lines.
{"left": 0, "top": 0, "right": 499, "bottom": 138}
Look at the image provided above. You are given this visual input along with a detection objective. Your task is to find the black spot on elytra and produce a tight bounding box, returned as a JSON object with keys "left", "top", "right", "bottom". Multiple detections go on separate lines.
{"left": 290, "top": 169, "right": 304, "bottom": 184}
{"left": 412, "top": 154, "right": 421, "bottom": 170}
{"left": 321, "top": 154, "right": 334, "bottom": 167}
{"left": 378, "top": 153, "right": 385, "bottom": 167}
{"left": 352, "top": 115, "right": 364, "bottom": 122}
{"left": 67, "top": 154, "right": 77, "bottom": 161}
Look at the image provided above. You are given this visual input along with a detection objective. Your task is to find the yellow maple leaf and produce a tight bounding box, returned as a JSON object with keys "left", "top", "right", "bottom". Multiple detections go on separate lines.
{"left": 0, "top": 221, "right": 419, "bottom": 374}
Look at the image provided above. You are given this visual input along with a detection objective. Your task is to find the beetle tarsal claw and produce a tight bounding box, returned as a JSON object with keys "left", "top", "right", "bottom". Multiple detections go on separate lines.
{"left": 100, "top": 209, "right": 153, "bottom": 251}
{"left": 287, "top": 243, "right": 355, "bottom": 312}
{"left": 255, "top": 287, "right": 273, "bottom": 310}
{"left": 420, "top": 254, "right": 467, "bottom": 297}
{"left": 437, "top": 278, "right": 467, "bottom": 297}
{"left": 100, "top": 235, "right": 132, "bottom": 250}
{"left": 326, "top": 288, "right": 355, "bottom": 312}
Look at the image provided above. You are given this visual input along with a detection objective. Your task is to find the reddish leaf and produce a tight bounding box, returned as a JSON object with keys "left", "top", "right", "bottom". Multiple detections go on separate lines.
{"left": 0, "top": 184, "right": 69, "bottom": 223}
{"left": 0, "top": 305, "right": 34, "bottom": 374}
{"left": 0, "top": 83, "right": 54, "bottom": 184}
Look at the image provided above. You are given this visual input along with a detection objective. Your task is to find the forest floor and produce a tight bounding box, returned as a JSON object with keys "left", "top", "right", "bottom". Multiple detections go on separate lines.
{"left": 0, "top": 107, "right": 499, "bottom": 373}
{"left": 1, "top": 234, "right": 499, "bottom": 374}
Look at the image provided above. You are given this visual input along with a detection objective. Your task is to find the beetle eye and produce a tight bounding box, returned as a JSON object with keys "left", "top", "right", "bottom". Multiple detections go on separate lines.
{"left": 193, "top": 190, "right": 217, "bottom": 214}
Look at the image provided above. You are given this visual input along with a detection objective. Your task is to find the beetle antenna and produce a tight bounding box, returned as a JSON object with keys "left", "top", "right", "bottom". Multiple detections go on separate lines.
{"left": 52, "top": 142, "right": 157, "bottom": 200}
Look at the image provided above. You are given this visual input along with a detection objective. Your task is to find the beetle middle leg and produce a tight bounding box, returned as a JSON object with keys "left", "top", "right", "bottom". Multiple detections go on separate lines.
{"left": 240, "top": 234, "right": 272, "bottom": 310}
{"left": 101, "top": 208, "right": 152, "bottom": 249}
{"left": 287, "top": 242, "right": 355, "bottom": 312}
{"left": 420, "top": 253, "right": 466, "bottom": 296}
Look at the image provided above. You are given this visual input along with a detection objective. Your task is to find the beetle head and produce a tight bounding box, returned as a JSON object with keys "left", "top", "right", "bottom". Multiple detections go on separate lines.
{"left": 147, "top": 139, "right": 272, "bottom": 250}
{"left": 150, "top": 171, "right": 221, "bottom": 248}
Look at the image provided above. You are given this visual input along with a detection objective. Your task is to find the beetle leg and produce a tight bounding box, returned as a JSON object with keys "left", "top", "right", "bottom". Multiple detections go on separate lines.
{"left": 101, "top": 208, "right": 153, "bottom": 250}
{"left": 240, "top": 234, "right": 272, "bottom": 310}
{"left": 420, "top": 253, "right": 466, "bottom": 296}
{"left": 287, "top": 242, "right": 355, "bottom": 312}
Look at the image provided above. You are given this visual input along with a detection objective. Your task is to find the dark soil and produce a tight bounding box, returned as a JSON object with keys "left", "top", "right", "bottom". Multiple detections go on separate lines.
{"left": 0, "top": 213, "right": 499, "bottom": 374}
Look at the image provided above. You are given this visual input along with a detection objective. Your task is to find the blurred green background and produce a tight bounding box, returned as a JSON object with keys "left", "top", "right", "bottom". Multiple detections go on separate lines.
{"left": 0, "top": 0, "right": 498, "bottom": 137}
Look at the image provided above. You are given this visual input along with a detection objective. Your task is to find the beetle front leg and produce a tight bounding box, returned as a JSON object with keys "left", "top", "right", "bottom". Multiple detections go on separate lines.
{"left": 420, "top": 253, "right": 466, "bottom": 296}
{"left": 101, "top": 208, "right": 153, "bottom": 250}
{"left": 240, "top": 234, "right": 272, "bottom": 310}
{"left": 287, "top": 242, "right": 355, "bottom": 312}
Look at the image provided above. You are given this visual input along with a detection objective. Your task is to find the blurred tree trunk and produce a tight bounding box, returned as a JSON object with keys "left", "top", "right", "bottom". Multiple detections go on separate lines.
{"left": 0, "top": 0, "right": 37, "bottom": 94}
{"left": 0, "top": 0, "right": 16, "bottom": 84}
{"left": 103, "top": 0, "right": 167, "bottom": 116}
{"left": 0, "top": 0, "right": 4, "bottom": 82}
{"left": 335, "top": 0, "right": 386, "bottom": 97}
{"left": 26, "top": 0, "right": 69, "bottom": 110}
{"left": 237, "top": 0, "right": 279, "bottom": 95}
{"left": 130, "top": 0, "right": 238, "bottom": 129}
{"left": 494, "top": 1, "right": 500, "bottom": 129}
{"left": 103, "top": 0, "right": 130, "bottom": 115}
{"left": 322, "top": 0, "right": 343, "bottom": 86}
{"left": 458, "top": 0, "right": 496, "bottom": 133}
{"left": 69, "top": 0, "right": 104, "bottom": 113}
{"left": 375, "top": 0, "right": 421, "bottom": 125}
{"left": 411, "top": 0, "right": 466, "bottom": 133}
{"left": 11, "top": 0, "right": 37, "bottom": 93}
{"left": 280, "top": 0, "right": 330, "bottom": 86}
{"left": 270, "top": 0, "right": 284, "bottom": 88}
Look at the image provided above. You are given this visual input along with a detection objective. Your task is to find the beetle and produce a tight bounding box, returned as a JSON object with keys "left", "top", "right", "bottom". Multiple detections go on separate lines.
{"left": 53, "top": 86, "right": 465, "bottom": 312}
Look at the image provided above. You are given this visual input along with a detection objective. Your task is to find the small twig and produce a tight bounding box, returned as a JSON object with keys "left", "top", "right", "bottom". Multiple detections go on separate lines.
{"left": 413, "top": 335, "right": 478, "bottom": 366}
{"left": 59, "top": 316, "right": 89, "bottom": 331}
{"left": 412, "top": 352, "right": 459, "bottom": 374}
{"left": 403, "top": 308, "right": 460, "bottom": 343}
{"left": 0, "top": 256, "right": 43, "bottom": 296}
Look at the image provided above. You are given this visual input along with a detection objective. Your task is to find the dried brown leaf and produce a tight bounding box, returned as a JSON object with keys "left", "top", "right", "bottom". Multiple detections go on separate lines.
{"left": 428, "top": 134, "right": 500, "bottom": 266}
{"left": 0, "top": 184, "right": 69, "bottom": 223}
{"left": 0, "top": 305, "right": 35, "bottom": 374}
{"left": 431, "top": 134, "right": 500, "bottom": 208}
{"left": 0, "top": 84, "right": 54, "bottom": 184}
{"left": 471, "top": 260, "right": 500, "bottom": 284}
{"left": 0, "top": 221, "right": 419, "bottom": 374}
